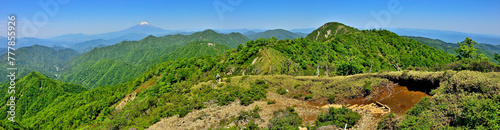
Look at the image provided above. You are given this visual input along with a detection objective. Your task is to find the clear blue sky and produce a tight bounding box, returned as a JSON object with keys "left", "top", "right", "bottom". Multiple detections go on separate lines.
{"left": 1, "top": 0, "right": 499, "bottom": 38}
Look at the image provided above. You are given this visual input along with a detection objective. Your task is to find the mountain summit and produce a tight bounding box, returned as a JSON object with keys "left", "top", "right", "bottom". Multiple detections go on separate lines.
{"left": 244, "top": 29, "right": 302, "bottom": 40}
{"left": 123, "top": 22, "right": 167, "bottom": 34}
{"left": 139, "top": 22, "right": 150, "bottom": 26}
{"left": 306, "top": 22, "right": 358, "bottom": 42}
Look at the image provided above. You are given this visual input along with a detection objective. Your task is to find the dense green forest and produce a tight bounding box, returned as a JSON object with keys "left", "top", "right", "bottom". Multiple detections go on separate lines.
{"left": 404, "top": 36, "right": 499, "bottom": 63}
{"left": 244, "top": 29, "right": 303, "bottom": 40}
{"left": 225, "top": 22, "right": 455, "bottom": 76}
{"left": 306, "top": 22, "right": 359, "bottom": 42}
{"left": 0, "top": 45, "right": 79, "bottom": 83}
{"left": 157, "top": 41, "right": 232, "bottom": 61}
{"left": 69, "top": 39, "right": 109, "bottom": 53}
{"left": 1, "top": 22, "right": 500, "bottom": 129}
{"left": 0, "top": 72, "right": 86, "bottom": 129}
{"left": 58, "top": 30, "right": 248, "bottom": 89}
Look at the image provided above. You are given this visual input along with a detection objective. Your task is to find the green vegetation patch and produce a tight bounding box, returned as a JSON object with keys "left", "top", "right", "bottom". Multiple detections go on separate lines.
{"left": 314, "top": 106, "right": 361, "bottom": 129}
{"left": 268, "top": 107, "right": 303, "bottom": 130}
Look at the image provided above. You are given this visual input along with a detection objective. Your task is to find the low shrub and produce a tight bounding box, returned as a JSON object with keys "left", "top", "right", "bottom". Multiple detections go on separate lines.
{"left": 293, "top": 94, "right": 301, "bottom": 99}
{"left": 267, "top": 100, "right": 276, "bottom": 104}
{"left": 277, "top": 87, "right": 288, "bottom": 95}
{"left": 314, "top": 106, "right": 361, "bottom": 129}
{"left": 304, "top": 94, "right": 313, "bottom": 100}
{"left": 363, "top": 80, "right": 372, "bottom": 95}
{"left": 377, "top": 113, "right": 399, "bottom": 130}
{"left": 226, "top": 77, "right": 231, "bottom": 83}
{"left": 268, "top": 107, "right": 302, "bottom": 130}
{"left": 294, "top": 84, "right": 301, "bottom": 89}
{"left": 327, "top": 95, "right": 337, "bottom": 104}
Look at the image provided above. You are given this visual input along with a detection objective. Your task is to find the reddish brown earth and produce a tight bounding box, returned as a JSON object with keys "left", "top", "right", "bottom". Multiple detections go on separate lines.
{"left": 346, "top": 85, "right": 430, "bottom": 115}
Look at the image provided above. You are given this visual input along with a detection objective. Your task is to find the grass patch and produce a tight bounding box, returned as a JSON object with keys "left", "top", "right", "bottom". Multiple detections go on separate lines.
{"left": 267, "top": 100, "right": 276, "bottom": 105}
{"left": 293, "top": 94, "right": 302, "bottom": 99}
{"left": 276, "top": 87, "right": 288, "bottom": 95}
{"left": 304, "top": 94, "right": 313, "bottom": 100}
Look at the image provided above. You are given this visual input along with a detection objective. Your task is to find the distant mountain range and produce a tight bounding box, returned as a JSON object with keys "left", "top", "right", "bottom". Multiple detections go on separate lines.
{"left": 3, "top": 21, "right": 500, "bottom": 130}
{"left": 405, "top": 36, "right": 500, "bottom": 63}
{"left": 214, "top": 29, "right": 266, "bottom": 34}
{"left": 4, "top": 23, "right": 311, "bottom": 53}
{"left": 1, "top": 22, "right": 175, "bottom": 52}
{"left": 244, "top": 29, "right": 303, "bottom": 40}
{"left": 0, "top": 48, "right": 6, "bottom": 55}
{"left": 215, "top": 28, "right": 313, "bottom": 38}
{"left": 289, "top": 28, "right": 315, "bottom": 37}
{"left": 0, "top": 36, "right": 6, "bottom": 55}
{"left": 387, "top": 28, "right": 500, "bottom": 45}
{"left": 0, "top": 45, "right": 79, "bottom": 82}
{"left": 5, "top": 23, "right": 499, "bottom": 57}
{"left": 57, "top": 29, "right": 249, "bottom": 88}
{"left": 49, "top": 22, "right": 173, "bottom": 43}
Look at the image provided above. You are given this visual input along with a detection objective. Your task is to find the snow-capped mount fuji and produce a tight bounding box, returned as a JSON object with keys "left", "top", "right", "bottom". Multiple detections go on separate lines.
{"left": 119, "top": 22, "right": 170, "bottom": 35}
{"left": 140, "top": 22, "right": 149, "bottom": 25}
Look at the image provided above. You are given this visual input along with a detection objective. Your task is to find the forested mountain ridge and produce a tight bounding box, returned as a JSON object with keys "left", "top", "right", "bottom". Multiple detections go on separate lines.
{"left": 158, "top": 41, "right": 232, "bottom": 61}
{"left": 63, "top": 29, "right": 248, "bottom": 66}
{"left": 404, "top": 36, "right": 499, "bottom": 62}
{"left": 58, "top": 30, "right": 248, "bottom": 88}
{"left": 227, "top": 29, "right": 454, "bottom": 76}
{"left": 0, "top": 45, "right": 79, "bottom": 83}
{"left": 0, "top": 72, "right": 86, "bottom": 129}
{"left": 306, "top": 22, "right": 359, "bottom": 42}
{"left": 244, "top": 29, "right": 303, "bottom": 40}
{"left": 403, "top": 36, "right": 458, "bottom": 54}
{"left": 189, "top": 29, "right": 250, "bottom": 48}
{"left": 228, "top": 22, "right": 454, "bottom": 76}
{"left": 1, "top": 22, "right": 499, "bottom": 129}
{"left": 92, "top": 23, "right": 497, "bottom": 129}
{"left": 68, "top": 39, "right": 110, "bottom": 53}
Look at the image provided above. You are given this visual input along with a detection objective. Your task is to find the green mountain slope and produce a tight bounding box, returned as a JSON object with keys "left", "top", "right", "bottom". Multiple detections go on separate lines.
{"left": 20, "top": 72, "right": 137, "bottom": 129}
{"left": 0, "top": 72, "right": 86, "bottom": 125}
{"left": 69, "top": 39, "right": 110, "bottom": 53}
{"left": 159, "top": 41, "right": 232, "bottom": 60}
{"left": 58, "top": 59, "right": 141, "bottom": 87}
{"left": 306, "top": 22, "right": 359, "bottom": 42}
{"left": 3, "top": 22, "right": 500, "bottom": 129}
{"left": 404, "top": 36, "right": 498, "bottom": 62}
{"left": 63, "top": 29, "right": 247, "bottom": 68}
{"left": 403, "top": 36, "right": 458, "bottom": 54}
{"left": 219, "top": 23, "right": 454, "bottom": 76}
{"left": 245, "top": 29, "right": 303, "bottom": 40}
{"left": 190, "top": 30, "right": 250, "bottom": 48}
{"left": 0, "top": 45, "right": 79, "bottom": 83}
{"left": 59, "top": 30, "right": 247, "bottom": 88}
{"left": 476, "top": 43, "right": 500, "bottom": 55}
{"left": 267, "top": 24, "right": 452, "bottom": 75}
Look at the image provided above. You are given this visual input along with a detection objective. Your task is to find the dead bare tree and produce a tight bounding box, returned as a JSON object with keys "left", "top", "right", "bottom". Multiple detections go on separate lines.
{"left": 325, "top": 63, "right": 329, "bottom": 77}
{"left": 316, "top": 64, "right": 320, "bottom": 77}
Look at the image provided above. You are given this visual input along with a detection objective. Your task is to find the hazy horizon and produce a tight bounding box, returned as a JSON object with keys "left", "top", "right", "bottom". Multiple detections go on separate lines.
{"left": 2, "top": 0, "right": 500, "bottom": 38}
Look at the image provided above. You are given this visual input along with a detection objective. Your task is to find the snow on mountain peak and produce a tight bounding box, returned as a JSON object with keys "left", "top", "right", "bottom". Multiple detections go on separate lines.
{"left": 139, "top": 22, "right": 149, "bottom": 26}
